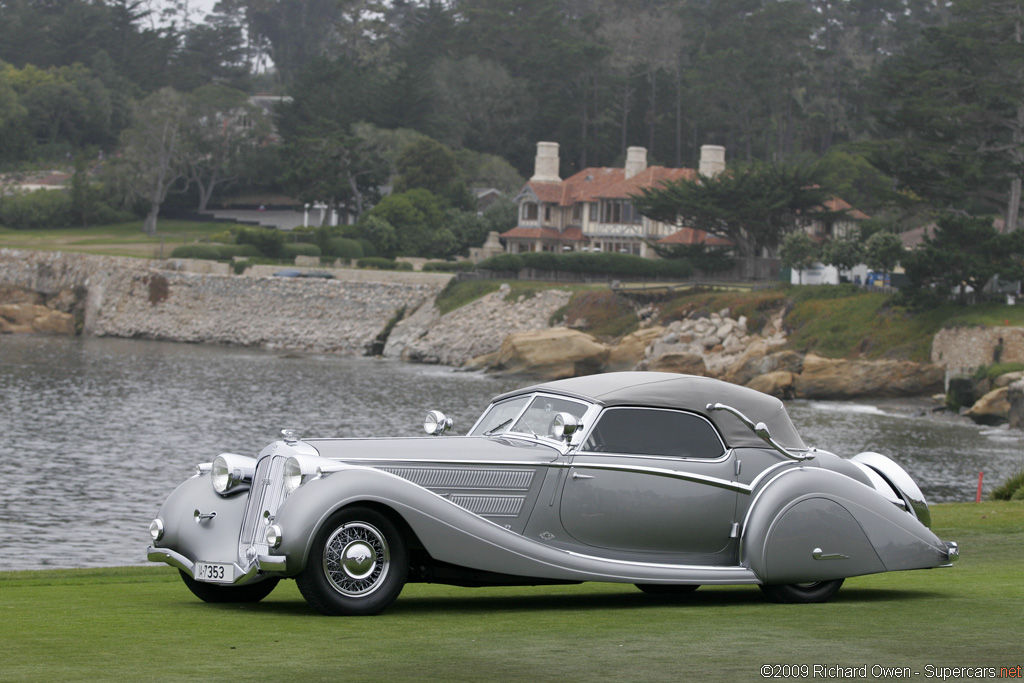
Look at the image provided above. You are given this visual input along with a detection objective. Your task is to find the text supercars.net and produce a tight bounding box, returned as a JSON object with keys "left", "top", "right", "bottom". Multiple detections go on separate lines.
{"left": 760, "top": 664, "right": 1022, "bottom": 679}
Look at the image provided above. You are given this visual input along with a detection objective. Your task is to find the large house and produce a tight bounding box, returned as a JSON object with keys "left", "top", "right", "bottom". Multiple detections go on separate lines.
{"left": 501, "top": 142, "right": 731, "bottom": 258}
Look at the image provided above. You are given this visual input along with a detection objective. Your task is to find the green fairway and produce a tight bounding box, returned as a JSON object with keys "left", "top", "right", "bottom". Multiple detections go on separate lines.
{"left": 1, "top": 502, "right": 1021, "bottom": 682}
{"left": 0, "top": 221, "right": 239, "bottom": 258}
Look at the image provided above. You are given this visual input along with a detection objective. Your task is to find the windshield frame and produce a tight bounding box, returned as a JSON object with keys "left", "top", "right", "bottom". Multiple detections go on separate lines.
{"left": 468, "top": 392, "right": 596, "bottom": 446}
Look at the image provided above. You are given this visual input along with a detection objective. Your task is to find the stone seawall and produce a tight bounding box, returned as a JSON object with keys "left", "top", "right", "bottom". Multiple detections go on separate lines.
{"left": 0, "top": 249, "right": 449, "bottom": 354}
{"left": 931, "top": 326, "right": 1024, "bottom": 374}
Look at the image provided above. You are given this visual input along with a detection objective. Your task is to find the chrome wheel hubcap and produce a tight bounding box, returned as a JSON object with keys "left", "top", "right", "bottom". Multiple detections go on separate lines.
{"left": 323, "top": 522, "right": 390, "bottom": 596}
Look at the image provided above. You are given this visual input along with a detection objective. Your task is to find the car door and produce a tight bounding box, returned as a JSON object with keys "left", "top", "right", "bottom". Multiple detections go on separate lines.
{"left": 558, "top": 407, "right": 740, "bottom": 560}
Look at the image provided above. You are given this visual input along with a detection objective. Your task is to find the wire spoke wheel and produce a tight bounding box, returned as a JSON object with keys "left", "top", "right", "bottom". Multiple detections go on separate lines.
{"left": 297, "top": 506, "right": 408, "bottom": 616}
{"left": 323, "top": 522, "right": 390, "bottom": 597}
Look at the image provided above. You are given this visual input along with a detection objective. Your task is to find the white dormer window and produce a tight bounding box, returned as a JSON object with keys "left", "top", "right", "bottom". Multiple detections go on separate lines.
{"left": 522, "top": 203, "right": 538, "bottom": 221}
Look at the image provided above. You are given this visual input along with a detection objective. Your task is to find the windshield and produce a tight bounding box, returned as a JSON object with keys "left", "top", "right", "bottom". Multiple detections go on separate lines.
{"left": 470, "top": 394, "right": 590, "bottom": 439}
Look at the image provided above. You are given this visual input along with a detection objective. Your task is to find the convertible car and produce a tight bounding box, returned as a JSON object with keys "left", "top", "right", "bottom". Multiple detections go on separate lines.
{"left": 147, "top": 372, "right": 958, "bottom": 615}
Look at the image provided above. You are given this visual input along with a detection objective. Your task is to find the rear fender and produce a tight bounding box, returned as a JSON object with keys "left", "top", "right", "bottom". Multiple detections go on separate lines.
{"left": 742, "top": 467, "right": 948, "bottom": 585}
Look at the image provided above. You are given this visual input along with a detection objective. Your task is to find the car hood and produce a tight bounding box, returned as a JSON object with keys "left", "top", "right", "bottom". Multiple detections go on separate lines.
{"left": 303, "top": 435, "right": 562, "bottom": 464}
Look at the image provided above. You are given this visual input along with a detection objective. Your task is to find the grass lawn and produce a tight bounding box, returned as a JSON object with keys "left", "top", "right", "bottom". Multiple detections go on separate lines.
{"left": 0, "top": 221, "right": 238, "bottom": 259}
{"left": 0, "top": 503, "right": 1020, "bottom": 682}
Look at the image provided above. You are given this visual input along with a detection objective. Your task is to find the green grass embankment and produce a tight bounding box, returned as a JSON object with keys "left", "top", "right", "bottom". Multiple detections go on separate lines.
{"left": 440, "top": 280, "right": 1024, "bottom": 363}
{"left": 1, "top": 503, "right": 1020, "bottom": 682}
{"left": 0, "top": 221, "right": 241, "bottom": 258}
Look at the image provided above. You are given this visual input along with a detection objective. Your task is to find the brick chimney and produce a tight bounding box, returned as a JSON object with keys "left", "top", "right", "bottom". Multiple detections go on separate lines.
{"left": 531, "top": 142, "right": 561, "bottom": 182}
{"left": 699, "top": 145, "right": 726, "bottom": 177}
{"left": 625, "top": 146, "right": 648, "bottom": 179}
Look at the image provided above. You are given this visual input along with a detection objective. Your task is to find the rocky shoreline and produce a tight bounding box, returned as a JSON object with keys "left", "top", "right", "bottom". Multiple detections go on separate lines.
{"left": 3, "top": 248, "right": 1023, "bottom": 425}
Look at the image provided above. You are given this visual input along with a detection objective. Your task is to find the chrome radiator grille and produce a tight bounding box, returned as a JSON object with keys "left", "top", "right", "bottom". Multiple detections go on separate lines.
{"left": 237, "top": 455, "right": 286, "bottom": 562}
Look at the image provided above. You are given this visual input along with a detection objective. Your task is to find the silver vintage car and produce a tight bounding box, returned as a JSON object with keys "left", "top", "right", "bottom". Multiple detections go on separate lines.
{"left": 147, "top": 372, "right": 958, "bottom": 615}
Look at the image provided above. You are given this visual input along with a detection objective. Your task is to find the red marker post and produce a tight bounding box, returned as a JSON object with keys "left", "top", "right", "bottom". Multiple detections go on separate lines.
{"left": 976, "top": 472, "right": 984, "bottom": 503}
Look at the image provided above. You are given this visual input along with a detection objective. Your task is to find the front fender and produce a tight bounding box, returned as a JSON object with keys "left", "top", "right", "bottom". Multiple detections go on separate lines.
{"left": 149, "top": 473, "right": 251, "bottom": 575}
{"left": 742, "top": 467, "right": 949, "bottom": 585}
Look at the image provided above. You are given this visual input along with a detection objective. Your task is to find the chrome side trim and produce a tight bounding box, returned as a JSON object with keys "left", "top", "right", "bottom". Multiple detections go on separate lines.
{"left": 448, "top": 494, "right": 526, "bottom": 517}
{"left": 564, "top": 461, "right": 752, "bottom": 493}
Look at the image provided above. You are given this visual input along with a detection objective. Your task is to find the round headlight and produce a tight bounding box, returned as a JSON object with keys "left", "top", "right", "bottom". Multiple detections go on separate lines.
{"left": 211, "top": 455, "right": 231, "bottom": 494}
{"left": 265, "top": 524, "right": 283, "bottom": 549}
{"left": 283, "top": 457, "right": 303, "bottom": 494}
{"left": 423, "top": 410, "right": 453, "bottom": 436}
{"left": 149, "top": 518, "right": 164, "bottom": 542}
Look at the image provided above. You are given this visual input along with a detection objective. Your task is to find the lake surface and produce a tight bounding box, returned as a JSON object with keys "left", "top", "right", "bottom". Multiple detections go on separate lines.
{"left": 1, "top": 335, "right": 1020, "bottom": 571}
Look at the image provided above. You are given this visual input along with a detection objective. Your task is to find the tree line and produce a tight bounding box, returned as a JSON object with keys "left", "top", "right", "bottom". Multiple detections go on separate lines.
{"left": 3, "top": 0, "right": 1024, "bottom": 301}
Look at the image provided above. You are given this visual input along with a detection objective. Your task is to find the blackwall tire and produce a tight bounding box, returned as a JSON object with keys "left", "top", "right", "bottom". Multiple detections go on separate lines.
{"left": 296, "top": 506, "right": 408, "bottom": 616}
{"left": 179, "top": 571, "right": 280, "bottom": 603}
{"left": 759, "top": 579, "right": 844, "bottom": 604}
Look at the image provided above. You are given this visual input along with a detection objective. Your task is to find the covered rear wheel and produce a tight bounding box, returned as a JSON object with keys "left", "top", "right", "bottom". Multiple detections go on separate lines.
{"left": 760, "top": 579, "right": 844, "bottom": 604}
{"left": 635, "top": 584, "right": 700, "bottom": 596}
{"left": 179, "top": 571, "right": 280, "bottom": 603}
{"left": 296, "top": 506, "right": 408, "bottom": 616}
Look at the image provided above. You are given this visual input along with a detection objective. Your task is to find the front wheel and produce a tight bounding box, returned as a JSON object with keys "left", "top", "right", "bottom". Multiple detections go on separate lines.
{"left": 179, "top": 571, "right": 280, "bottom": 603}
{"left": 760, "top": 579, "right": 844, "bottom": 604}
{"left": 296, "top": 506, "right": 408, "bottom": 616}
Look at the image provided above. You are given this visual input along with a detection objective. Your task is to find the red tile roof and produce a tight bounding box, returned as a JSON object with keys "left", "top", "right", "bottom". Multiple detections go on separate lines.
{"left": 525, "top": 166, "right": 697, "bottom": 207}
{"left": 658, "top": 227, "right": 733, "bottom": 246}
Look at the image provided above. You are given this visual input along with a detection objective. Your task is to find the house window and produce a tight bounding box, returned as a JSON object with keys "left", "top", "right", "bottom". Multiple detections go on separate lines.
{"left": 544, "top": 206, "right": 552, "bottom": 222}
{"left": 522, "top": 203, "right": 538, "bottom": 221}
{"left": 572, "top": 204, "right": 583, "bottom": 222}
{"left": 589, "top": 203, "right": 598, "bottom": 221}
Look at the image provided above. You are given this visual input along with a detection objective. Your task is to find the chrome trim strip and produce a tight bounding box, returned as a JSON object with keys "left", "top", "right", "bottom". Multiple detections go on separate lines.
{"left": 560, "top": 549, "right": 760, "bottom": 580}
{"left": 707, "top": 402, "right": 813, "bottom": 461}
{"left": 563, "top": 461, "right": 752, "bottom": 493}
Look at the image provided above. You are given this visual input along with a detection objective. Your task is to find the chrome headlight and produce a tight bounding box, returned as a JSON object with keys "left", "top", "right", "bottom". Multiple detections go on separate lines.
{"left": 283, "top": 454, "right": 345, "bottom": 495}
{"left": 211, "top": 453, "right": 257, "bottom": 495}
{"left": 149, "top": 518, "right": 164, "bottom": 542}
{"left": 265, "top": 524, "right": 283, "bottom": 549}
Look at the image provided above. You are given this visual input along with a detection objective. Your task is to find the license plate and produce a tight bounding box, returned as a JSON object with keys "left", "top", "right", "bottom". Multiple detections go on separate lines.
{"left": 194, "top": 562, "right": 233, "bottom": 583}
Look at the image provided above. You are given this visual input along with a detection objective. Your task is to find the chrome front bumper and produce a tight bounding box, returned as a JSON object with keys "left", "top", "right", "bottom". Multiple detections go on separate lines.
{"left": 147, "top": 545, "right": 287, "bottom": 582}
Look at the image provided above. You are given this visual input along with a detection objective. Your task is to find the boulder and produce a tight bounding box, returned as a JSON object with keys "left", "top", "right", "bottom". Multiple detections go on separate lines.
{"left": 0, "top": 303, "right": 76, "bottom": 335}
{"left": 604, "top": 326, "right": 665, "bottom": 372}
{"left": 1007, "top": 379, "right": 1024, "bottom": 430}
{"left": 721, "top": 342, "right": 803, "bottom": 386}
{"left": 793, "top": 354, "right": 945, "bottom": 399}
{"left": 490, "top": 328, "right": 609, "bottom": 380}
{"left": 746, "top": 371, "right": 798, "bottom": 399}
{"left": 965, "top": 387, "right": 1011, "bottom": 425}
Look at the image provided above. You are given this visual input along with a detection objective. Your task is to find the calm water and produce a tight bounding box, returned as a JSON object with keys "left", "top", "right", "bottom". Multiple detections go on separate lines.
{"left": 1, "top": 335, "right": 1021, "bottom": 571}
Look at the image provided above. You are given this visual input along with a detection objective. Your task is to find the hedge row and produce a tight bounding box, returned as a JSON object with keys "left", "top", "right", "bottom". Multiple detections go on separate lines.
{"left": 357, "top": 257, "right": 414, "bottom": 270}
{"left": 169, "top": 244, "right": 262, "bottom": 259}
{"left": 422, "top": 260, "right": 475, "bottom": 272}
{"left": 475, "top": 251, "right": 694, "bottom": 278}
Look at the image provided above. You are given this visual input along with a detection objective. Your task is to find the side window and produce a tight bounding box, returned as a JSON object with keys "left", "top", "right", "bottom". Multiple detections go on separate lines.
{"left": 584, "top": 408, "right": 724, "bottom": 459}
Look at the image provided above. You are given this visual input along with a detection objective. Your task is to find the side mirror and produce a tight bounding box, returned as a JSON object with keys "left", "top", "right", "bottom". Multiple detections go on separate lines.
{"left": 423, "top": 410, "right": 453, "bottom": 436}
{"left": 550, "top": 412, "right": 581, "bottom": 441}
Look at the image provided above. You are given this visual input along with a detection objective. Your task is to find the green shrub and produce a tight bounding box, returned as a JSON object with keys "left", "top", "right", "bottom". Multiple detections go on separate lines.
{"left": 170, "top": 244, "right": 261, "bottom": 260}
{"left": 0, "top": 189, "right": 74, "bottom": 229}
{"left": 236, "top": 227, "right": 284, "bottom": 257}
{"left": 973, "top": 363, "right": 1024, "bottom": 382}
{"left": 357, "top": 257, "right": 400, "bottom": 270}
{"left": 324, "top": 237, "right": 364, "bottom": 260}
{"left": 990, "top": 470, "right": 1024, "bottom": 500}
{"left": 422, "top": 261, "right": 474, "bottom": 272}
{"left": 356, "top": 238, "right": 378, "bottom": 258}
{"left": 397, "top": 261, "right": 414, "bottom": 270}
{"left": 170, "top": 244, "right": 224, "bottom": 259}
{"left": 476, "top": 254, "right": 524, "bottom": 271}
{"left": 281, "top": 242, "right": 322, "bottom": 258}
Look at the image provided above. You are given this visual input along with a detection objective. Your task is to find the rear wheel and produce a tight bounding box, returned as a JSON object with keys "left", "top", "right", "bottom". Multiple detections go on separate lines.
{"left": 635, "top": 584, "right": 700, "bottom": 596}
{"left": 179, "top": 571, "right": 280, "bottom": 603}
{"left": 296, "top": 506, "right": 408, "bottom": 616}
{"left": 760, "top": 579, "right": 844, "bottom": 604}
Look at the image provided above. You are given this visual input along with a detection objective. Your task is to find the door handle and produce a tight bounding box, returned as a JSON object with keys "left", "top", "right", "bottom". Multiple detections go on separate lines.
{"left": 812, "top": 548, "right": 848, "bottom": 561}
{"left": 571, "top": 471, "right": 594, "bottom": 481}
